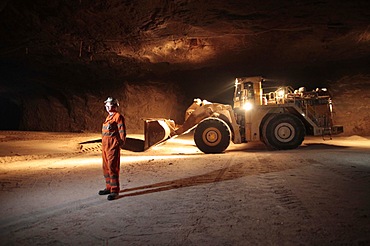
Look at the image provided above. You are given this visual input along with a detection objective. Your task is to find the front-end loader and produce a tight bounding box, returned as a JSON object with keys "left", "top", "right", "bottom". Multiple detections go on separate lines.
{"left": 143, "top": 76, "right": 343, "bottom": 153}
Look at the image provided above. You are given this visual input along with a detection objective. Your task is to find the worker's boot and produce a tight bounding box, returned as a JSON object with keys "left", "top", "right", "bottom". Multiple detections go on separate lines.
{"left": 107, "top": 192, "right": 118, "bottom": 201}
{"left": 98, "top": 189, "right": 111, "bottom": 195}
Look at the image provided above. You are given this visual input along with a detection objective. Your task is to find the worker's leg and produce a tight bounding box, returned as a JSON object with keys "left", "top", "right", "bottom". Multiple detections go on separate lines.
{"left": 102, "top": 148, "right": 111, "bottom": 191}
{"left": 100, "top": 137, "right": 116, "bottom": 195}
{"left": 108, "top": 146, "right": 120, "bottom": 194}
{"left": 101, "top": 138, "right": 120, "bottom": 200}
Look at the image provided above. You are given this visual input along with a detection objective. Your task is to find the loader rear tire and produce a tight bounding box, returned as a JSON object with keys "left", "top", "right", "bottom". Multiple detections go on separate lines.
{"left": 262, "top": 113, "right": 305, "bottom": 150}
{"left": 194, "top": 117, "right": 231, "bottom": 154}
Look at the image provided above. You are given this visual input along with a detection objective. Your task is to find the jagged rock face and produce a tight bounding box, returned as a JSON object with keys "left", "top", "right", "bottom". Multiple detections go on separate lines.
{"left": 0, "top": 0, "right": 369, "bottom": 135}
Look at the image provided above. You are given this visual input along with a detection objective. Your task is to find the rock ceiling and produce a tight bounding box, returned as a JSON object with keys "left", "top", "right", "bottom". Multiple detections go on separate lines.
{"left": 2, "top": 0, "right": 369, "bottom": 79}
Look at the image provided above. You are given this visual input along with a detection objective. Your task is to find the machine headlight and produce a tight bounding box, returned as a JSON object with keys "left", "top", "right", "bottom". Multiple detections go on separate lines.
{"left": 243, "top": 102, "right": 253, "bottom": 111}
{"left": 277, "top": 88, "right": 285, "bottom": 98}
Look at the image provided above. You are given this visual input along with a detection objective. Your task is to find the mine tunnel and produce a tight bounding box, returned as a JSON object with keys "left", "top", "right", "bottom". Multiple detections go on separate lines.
{"left": 0, "top": 1, "right": 370, "bottom": 245}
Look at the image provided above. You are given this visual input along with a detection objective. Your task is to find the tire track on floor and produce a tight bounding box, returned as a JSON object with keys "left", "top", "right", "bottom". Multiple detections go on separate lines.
{"left": 182, "top": 155, "right": 235, "bottom": 242}
{"left": 254, "top": 155, "right": 313, "bottom": 219}
{"left": 0, "top": 195, "right": 106, "bottom": 237}
{"left": 80, "top": 143, "right": 102, "bottom": 153}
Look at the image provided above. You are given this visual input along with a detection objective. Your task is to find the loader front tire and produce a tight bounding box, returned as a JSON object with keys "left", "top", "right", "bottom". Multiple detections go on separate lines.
{"left": 194, "top": 117, "right": 231, "bottom": 154}
{"left": 262, "top": 113, "right": 305, "bottom": 150}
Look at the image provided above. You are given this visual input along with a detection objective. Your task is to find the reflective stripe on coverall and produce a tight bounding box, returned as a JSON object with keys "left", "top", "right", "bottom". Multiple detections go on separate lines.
{"left": 102, "top": 112, "right": 126, "bottom": 193}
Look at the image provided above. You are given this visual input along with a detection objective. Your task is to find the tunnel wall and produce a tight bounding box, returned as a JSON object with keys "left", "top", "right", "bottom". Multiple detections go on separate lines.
{"left": 15, "top": 82, "right": 186, "bottom": 134}
{"left": 329, "top": 74, "right": 370, "bottom": 136}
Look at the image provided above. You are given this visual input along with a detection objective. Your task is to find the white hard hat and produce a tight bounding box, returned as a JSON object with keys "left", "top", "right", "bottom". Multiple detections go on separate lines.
{"left": 104, "top": 97, "right": 119, "bottom": 106}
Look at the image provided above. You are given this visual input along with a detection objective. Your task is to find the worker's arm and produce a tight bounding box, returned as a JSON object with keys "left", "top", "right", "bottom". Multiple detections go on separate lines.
{"left": 117, "top": 114, "right": 126, "bottom": 148}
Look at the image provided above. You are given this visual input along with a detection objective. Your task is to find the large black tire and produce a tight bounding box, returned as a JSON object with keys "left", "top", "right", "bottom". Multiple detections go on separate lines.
{"left": 194, "top": 117, "right": 231, "bottom": 153}
{"left": 262, "top": 113, "right": 305, "bottom": 150}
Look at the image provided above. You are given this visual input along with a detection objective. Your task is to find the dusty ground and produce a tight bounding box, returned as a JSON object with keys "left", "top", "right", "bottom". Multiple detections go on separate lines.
{"left": 0, "top": 131, "right": 369, "bottom": 245}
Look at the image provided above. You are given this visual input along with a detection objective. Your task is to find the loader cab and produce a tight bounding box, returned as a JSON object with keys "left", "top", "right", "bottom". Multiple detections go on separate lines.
{"left": 233, "top": 76, "right": 263, "bottom": 110}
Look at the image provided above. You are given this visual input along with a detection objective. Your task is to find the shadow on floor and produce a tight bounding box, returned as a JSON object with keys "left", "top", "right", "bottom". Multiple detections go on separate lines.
{"left": 116, "top": 158, "right": 302, "bottom": 200}
{"left": 300, "top": 143, "right": 349, "bottom": 149}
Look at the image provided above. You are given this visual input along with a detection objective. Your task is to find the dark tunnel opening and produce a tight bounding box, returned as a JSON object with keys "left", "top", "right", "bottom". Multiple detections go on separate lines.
{"left": 0, "top": 97, "right": 21, "bottom": 130}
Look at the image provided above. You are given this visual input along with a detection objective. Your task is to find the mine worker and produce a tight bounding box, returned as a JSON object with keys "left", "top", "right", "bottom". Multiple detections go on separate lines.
{"left": 99, "top": 97, "right": 126, "bottom": 201}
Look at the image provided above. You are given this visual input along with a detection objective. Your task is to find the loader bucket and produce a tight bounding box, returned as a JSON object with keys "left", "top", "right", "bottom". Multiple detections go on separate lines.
{"left": 144, "top": 119, "right": 175, "bottom": 150}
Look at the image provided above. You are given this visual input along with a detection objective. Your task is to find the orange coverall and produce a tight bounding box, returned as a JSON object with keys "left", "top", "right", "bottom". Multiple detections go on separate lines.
{"left": 102, "top": 112, "right": 126, "bottom": 193}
